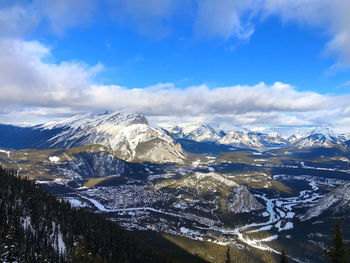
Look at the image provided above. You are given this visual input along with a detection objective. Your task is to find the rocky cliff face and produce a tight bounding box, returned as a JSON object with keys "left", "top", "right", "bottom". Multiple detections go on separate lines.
{"left": 0, "top": 111, "right": 186, "bottom": 164}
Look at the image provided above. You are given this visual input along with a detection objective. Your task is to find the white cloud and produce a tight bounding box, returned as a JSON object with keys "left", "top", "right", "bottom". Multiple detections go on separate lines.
{"left": 1, "top": 1, "right": 350, "bottom": 129}
{"left": 0, "top": 0, "right": 96, "bottom": 36}
{"left": 263, "top": 0, "right": 350, "bottom": 68}
{"left": 107, "top": 0, "right": 179, "bottom": 38}
{"left": 338, "top": 81, "right": 350, "bottom": 88}
{"left": 84, "top": 82, "right": 338, "bottom": 117}
{"left": 1, "top": 38, "right": 350, "bottom": 130}
{"left": 107, "top": 0, "right": 350, "bottom": 67}
{"left": 194, "top": 0, "right": 261, "bottom": 40}
{"left": 1, "top": 1, "right": 350, "bottom": 67}
{"left": 193, "top": 0, "right": 350, "bottom": 67}
{"left": 0, "top": 4, "right": 39, "bottom": 37}
{"left": 0, "top": 38, "right": 102, "bottom": 109}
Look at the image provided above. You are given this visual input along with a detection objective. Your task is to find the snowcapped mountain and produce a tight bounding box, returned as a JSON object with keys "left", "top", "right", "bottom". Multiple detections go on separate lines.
{"left": 160, "top": 122, "right": 292, "bottom": 148}
{"left": 159, "top": 122, "right": 222, "bottom": 142}
{"left": 286, "top": 134, "right": 299, "bottom": 144}
{"left": 218, "top": 130, "right": 289, "bottom": 148}
{"left": 262, "top": 132, "right": 290, "bottom": 145}
{"left": 300, "top": 182, "right": 350, "bottom": 221}
{"left": 219, "top": 131, "right": 264, "bottom": 147}
{"left": 290, "top": 126, "right": 345, "bottom": 149}
{"left": 2, "top": 113, "right": 349, "bottom": 166}
{"left": 37, "top": 111, "right": 186, "bottom": 163}
{"left": 343, "top": 133, "right": 350, "bottom": 141}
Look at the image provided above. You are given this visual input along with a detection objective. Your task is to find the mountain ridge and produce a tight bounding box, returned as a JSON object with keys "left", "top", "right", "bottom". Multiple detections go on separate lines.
{"left": 0, "top": 111, "right": 186, "bottom": 164}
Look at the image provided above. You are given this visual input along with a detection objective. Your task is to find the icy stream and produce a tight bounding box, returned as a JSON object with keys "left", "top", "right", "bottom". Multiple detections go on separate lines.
{"left": 229, "top": 180, "right": 323, "bottom": 252}
{"left": 75, "top": 179, "right": 323, "bottom": 255}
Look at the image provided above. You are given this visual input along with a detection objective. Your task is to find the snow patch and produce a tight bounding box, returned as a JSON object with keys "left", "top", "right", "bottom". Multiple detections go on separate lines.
{"left": 0, "top": 149, "right": 10, "bottom": 157}
{"left": 49, "top": 156, "right": 60, "bottom": 163}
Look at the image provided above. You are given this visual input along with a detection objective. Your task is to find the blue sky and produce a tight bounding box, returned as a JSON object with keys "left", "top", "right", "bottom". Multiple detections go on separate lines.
{"left": 40, "top": 9, "right": 345, "bottom": 93}
{"left": 1, "top": 0, "right": 350, "bottom": 131}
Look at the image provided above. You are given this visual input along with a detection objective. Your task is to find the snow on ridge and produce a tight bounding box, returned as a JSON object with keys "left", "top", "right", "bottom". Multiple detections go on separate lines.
{"left": 181, "top": 172, "right": 239, "bottom": 188}
{"left": 49, "top": 156, "right": 60, "bottom": 163}
{"left": 310, "top": 125, "right": 338, "bottom": 139}
{"left": 290, "top": 125, "right": 346, "bottom": 149}
{"left": 33, "top": 111, "right": 186, "bottom": 163}
{"left": 0, "top": 149, "right": 10, "bottom": 158}
{"left": 158, "top": 122, "right": 221, "bottom": 142}
{"left": 300, "top": 182, "right": 350, "bottom": 221}
{"left": 40, "top": 111, "right": 147, "bottom": 131}
{"left": 33, "top": 112, "right": 349, "bottom": 152}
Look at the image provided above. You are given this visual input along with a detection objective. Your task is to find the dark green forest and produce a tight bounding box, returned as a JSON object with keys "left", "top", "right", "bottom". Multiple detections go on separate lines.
{"left": 1, "top": 165, "right": 350, "bottom": 263}
{"left": 0, "top": 166, "right": 176, "bottom": 263}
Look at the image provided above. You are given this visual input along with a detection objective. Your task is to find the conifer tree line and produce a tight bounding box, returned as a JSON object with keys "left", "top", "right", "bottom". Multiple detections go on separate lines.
{"left": 1, "top": 164, "right": 350, "bottom": 263}
{"left": 279, "top": 220, "right": 350, "bottom": 263}
{"left": 0, "top": 165, "right": 175, "bottom": 263}
{"left": 324, "top": 220, "right": 350, "bottom": 263}
{"left": 280, "top": 249, "right": 288, "bottom": 263}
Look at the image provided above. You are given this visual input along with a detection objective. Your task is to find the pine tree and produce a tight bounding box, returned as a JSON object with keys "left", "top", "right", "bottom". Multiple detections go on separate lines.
{"left": 325, "top": 220, "right": 350, "bottom": 263}
{"left": 71, "top": 237, "right": 104, "bottom": 263}
{"left": 280, "top": 249, "right": 288, "bottom": 263}
{"left": 225, "top": 246, "right": 230, "bottom": 263}
{"left": 0, "top": 165, "right": 174, "bottom": 263}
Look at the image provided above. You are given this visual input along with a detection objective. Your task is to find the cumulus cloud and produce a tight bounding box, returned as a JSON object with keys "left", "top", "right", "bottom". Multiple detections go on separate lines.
{"left": 1, "top": 37, "right": 350, "bottom": 129}
{"left": 194, "top": 0, "right": 261, "bottom": 40}
{"left": 263, "top": 0, "right": 350, "bottom": 68}
{"left": 107, "top": 0, "right": 181, "bottom": 38}
{"left": 1, "top": 1, "right": 350, "bottom": 129}
{"left": 1, "top": 1, "right": 350, "bottom": 67}
{"left": 105, "top": 0, "right": 350, "bottom": 67}
{"left": 69, "top": 82, "right": 347, "bottom": 117}
{"left": 0, "top": 0, "right": 96, "bottom": 36}
{"left": 0, "top": 38, "right": 102, "bottom": 109}
{"left": 193, "top": 0, "right": 350, "bottom": 67}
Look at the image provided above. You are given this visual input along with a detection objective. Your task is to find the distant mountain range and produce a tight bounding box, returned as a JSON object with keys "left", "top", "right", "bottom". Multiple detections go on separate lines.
{"left": 1, "top": 111, "right": 350, "bottom": 164}
{"left": 1, "top": 111, "right": 350, "bottom": 262}
{"left": 159, "top": 120, "right": 350, "bottom": 150}
{"left": 0, "top": 111, "right": 186, "bottom": 163}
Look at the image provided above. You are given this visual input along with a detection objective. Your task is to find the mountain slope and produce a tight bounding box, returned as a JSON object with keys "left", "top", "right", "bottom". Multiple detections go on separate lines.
{"left": 0, "top": 166, "right": 179, "bottom": 263}
{"left": 0, "top": 112, "right": 186, "bottom": 164}
{"left": 0, "top": 145, "right": 163, "bottom": 189}
{"left": 0, "top": 123, "right": 58, "bottom": 149}
{"left": 159, "top": 122, "right": 222, "bottom": 142}
{"left": 39, "top": 112, "right": 186, "bottom": 163}
{"left": 158, "top": 172, "right": 263, "bottom": 213}
{"left": 160, "top": 122, "right": 291, "bottom": 149}
{"left": 300, "top": 182, "right": 350, "bottom": 221}
{"left": 291, "top": 126, "right": 345, "bottom": 149}
{"left": 218, "top": 130, "right": 289, "bottom": 148}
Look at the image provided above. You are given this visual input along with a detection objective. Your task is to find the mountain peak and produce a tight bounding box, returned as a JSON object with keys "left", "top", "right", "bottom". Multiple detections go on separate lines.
{"left": 310, "top": 125, "right": 337, "bottom": 139}
{"left": 300, "top": 182, "right": 350, "bottom": 221}
{"left": 290, "top": 125, "right": 344, "bottom": 148}
{"left": 158, "top": 122, "right": 220, "bottom": 142}
{"left": 41, "top": 111, "right": 147, "bottom": 130}
{"left": 34, "top": 111, "right": 185, "bottom": 163}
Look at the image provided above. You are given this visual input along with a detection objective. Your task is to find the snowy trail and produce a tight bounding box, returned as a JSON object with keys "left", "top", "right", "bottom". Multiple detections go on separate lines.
{"left": 10, "top": 152, "right": 23, "bottom": 177}
{"left": 0, "top": 150, "right": 22, "bottom": 177}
